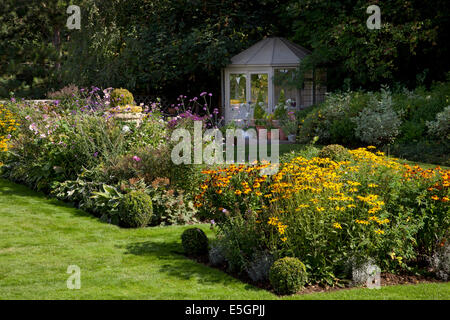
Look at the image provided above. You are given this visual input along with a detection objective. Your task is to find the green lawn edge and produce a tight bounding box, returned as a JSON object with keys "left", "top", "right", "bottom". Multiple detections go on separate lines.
{"left": 0, "top": 178, "right": 449, "bottom": 300}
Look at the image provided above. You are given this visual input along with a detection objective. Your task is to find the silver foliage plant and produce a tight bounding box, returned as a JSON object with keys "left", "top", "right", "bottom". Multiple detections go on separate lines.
{"left": 208, "top": 242, "right": 226, "bottom": 266}
{"left": 352, "top": 88, "right": 402, "bottom": 146}
{"left": 246, "top": 252, "right": 274, "bottom": 282}
{"left": 351, "top": 258, "right": 381, "bottom": 286}
{"left": 426, "top": 105, "right": 450, "bottom": 141}
{"left": 429, "top": 243, "right": 450, "bottom": 281}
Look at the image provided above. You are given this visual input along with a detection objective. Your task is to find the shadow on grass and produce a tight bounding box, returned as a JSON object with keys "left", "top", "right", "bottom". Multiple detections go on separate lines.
{"left": 0, "top": 178, "right": 100, "bottom": 220}
{"left": 123, "top": 240, "right": 262, "bottom": 292}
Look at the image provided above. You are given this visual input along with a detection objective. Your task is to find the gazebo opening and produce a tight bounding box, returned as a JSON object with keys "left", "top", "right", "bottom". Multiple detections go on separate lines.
{"left": 221, "top": 37, "right": 326, "bottom": 124}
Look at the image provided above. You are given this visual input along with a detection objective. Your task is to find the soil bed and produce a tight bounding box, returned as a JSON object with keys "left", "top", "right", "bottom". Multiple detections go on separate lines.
{"left": 186, "top": 254, "right": 445, "bottom": 296}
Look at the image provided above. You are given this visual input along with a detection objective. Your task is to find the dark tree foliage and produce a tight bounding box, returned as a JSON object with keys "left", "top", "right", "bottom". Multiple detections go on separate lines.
{"left": 60, "top": 0, "right": 286, "bottom": 101}
{"left": 283, "top": 0, "right": 450, "bottom": 90}
{"left": 0, "top": 0, "right": 449, "bottom": 98}
{"left": 0, "top": 0, "right": 87, "bottom": 97}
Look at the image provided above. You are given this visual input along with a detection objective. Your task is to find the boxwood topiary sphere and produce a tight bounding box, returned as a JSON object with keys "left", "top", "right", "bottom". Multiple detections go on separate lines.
{"left": 118, "top": 190, "right": 153, "bottom": 228}
{"left": 110, "top": 88, "right": 134, "bottom": 107}
{"left": 181, "top": 228, "right": 208, "bottom": 256}
{"left": 318, "top": 144, "right": 351, "bottom": 162}
{"left": 269, "top": 257, "right": 307, "bottom": 295}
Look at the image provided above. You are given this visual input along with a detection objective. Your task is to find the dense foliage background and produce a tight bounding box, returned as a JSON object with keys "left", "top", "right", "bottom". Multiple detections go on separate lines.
{"left": 1, "top": 0, "right": 449, "bottom": 98}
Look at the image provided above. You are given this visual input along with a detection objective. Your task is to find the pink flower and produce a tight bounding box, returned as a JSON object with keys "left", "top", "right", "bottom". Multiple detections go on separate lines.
{"left": 132, "top": 156, "right": 141, "bottom": 162}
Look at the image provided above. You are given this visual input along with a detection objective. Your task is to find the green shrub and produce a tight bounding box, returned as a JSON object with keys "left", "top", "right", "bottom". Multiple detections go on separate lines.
{"left": 51, "top": 174, "right": 104, "bottom": 214}
{"left": 318, "top": 144, "right": 351, "bottom": 161}
{"left": 110, "top": 88, "right": 134, "bottom": 107}
{"left": 253, "top": 102, "right": 266, "bottom": 120}
{"left": 213, "top": 214, "right": 264, "bottom": 274}
{"left": 397, "top": 120, "right": 426, "bottom": 143}
{"left": 279, "top": 145, "right": 320, "bottom": 163}
{"left": 123, "top": 117, "right": 167, "bottom": 150}
{"left": 149, "top": 178, "right": 198, "bottom": 226}
{"left": 273, "top": 103, "right": 288, "bottom": 120}
{"left": 298, "top": 91, "right": 360, "bottom": 144}
{"left": 390, "top": 141, "right": 450, "bottom": 166}
{"left": 329, "top": 118, "right": 356, "bottom": 146}
{"left": 297, "top": 82, "right": 450, "bottom": 150}
{"left": 47, "top": 84, "right": 80, "bottom": 101}
{"left": 118, "top": 190, "right": 153, "bottom": 228}
{"left": 181, "top": 228, "right": 209, "bottom": 256}
{"left": 269, "top": 257, "right": 307, "bottom": 295}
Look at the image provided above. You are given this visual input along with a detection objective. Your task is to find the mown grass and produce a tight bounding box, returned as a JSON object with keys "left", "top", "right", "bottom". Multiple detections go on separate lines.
{"left": 232, "top": 142, "right": 449, "bottom": 170}
{"left": 0, "top": 178, "right": 449, "bottom": 300}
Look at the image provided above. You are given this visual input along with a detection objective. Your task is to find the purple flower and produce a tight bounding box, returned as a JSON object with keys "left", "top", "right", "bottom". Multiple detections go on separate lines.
{"left": 133, "top": 156, "right": 142, "bottom": 162}
{"left": 93, "top": 152, "right": 98, "bottom": 158}
{"left": 200, "top": 92, "right": 207, "bottom": 97}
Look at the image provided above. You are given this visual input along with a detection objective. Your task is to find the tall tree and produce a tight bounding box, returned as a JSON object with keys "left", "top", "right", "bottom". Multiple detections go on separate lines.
{"left": 281, "top": 0, "right": 449, "bottom": 90}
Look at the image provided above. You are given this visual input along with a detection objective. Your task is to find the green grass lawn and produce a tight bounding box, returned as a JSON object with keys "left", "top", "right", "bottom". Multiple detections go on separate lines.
{"left": 232, "top": 142, "right": 449, "bottom": 170}
{"left": 0, "top": 178, "right": 449, "bottom": 300}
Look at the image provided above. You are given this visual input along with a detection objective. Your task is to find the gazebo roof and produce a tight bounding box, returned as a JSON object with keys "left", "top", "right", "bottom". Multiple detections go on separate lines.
{"left": 229, "top": 37, "right": 311, "bottom": 67}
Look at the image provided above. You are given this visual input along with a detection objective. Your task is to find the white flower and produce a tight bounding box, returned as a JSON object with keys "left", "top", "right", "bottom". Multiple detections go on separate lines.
{"left": 122, "top": 125, "right": 130, "bottom": 133}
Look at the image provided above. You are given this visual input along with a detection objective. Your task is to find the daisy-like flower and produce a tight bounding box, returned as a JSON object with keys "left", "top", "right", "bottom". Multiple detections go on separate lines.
{"left": 333, "top": 222, "right": 342, "bottom": 229}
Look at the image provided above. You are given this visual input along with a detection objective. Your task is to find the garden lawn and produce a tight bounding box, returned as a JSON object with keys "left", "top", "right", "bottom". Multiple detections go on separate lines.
{"left": 0, "top": 178, "right": 449, "bottom": 300}
{"left": 234, "top": 143, "right": 449, "bottom": 170}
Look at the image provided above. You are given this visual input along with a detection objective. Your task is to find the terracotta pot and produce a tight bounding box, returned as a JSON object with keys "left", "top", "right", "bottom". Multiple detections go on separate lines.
{"left": 256, "top": 125, "right": 288, "bottom": 140}
{"left": 269, "top": 120, "right": 287, "bottom": 140}
{"left": 278, "top": 128, "right": 287, "bottom": 140}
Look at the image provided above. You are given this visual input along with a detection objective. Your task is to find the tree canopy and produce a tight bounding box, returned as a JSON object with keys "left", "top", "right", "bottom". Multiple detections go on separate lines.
{"left": 1, "top": 0, "right": 449, "bottom": 98}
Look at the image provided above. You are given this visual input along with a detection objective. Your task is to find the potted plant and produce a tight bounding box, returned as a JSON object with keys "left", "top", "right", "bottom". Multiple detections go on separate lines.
{"left": 272, "top": 100, "right": 290, "bottom": 140}
{"left": 262, "top": 113, "right": 277, "bottom": 140}
{"left": 281, "top": 111, "right": 298, "bottom": 143}
{"left": 282, "top": 119, "right": 297, "bottom": 142}
{"left": 253, "top": 102, "right": 267, "bottom": 131}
